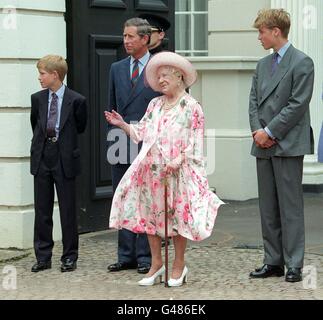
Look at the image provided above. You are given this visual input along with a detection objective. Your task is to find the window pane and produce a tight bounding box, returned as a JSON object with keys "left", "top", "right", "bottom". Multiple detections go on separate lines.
{"left": 193, "top": 52, "right": 208, "bottom": 57}
{"left": 194, "top": 0, "right": 207, "bottom": 11}
{"left": 175, "top": 14, "right": 191, "bottom": 52}
{"left": 194, "top": 14, "right": 208, "bottom": 51}
{"left": 175, "top": 0, "right": 191, "bottom": 11}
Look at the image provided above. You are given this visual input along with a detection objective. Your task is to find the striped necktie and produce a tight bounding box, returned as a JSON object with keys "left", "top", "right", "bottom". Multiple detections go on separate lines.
{"left": 47, "top": 92, "right": 58, "bottom": 137}
{"left": 131, "top": 59, "right": 139, "bottom": 87}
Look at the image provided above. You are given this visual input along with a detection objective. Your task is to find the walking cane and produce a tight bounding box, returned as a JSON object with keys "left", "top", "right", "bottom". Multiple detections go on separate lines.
{"left": 164, "top": 177, "right": 169, "bottom": 287}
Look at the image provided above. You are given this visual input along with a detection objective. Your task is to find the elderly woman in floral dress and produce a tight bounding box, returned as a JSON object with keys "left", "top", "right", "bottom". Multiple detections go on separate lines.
{"left": 105, "top": 52, "right": 223, "bottom": 287}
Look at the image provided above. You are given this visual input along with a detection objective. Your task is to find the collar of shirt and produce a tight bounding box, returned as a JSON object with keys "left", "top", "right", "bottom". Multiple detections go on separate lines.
{"left": 276, "top": 41, "right": 291, "bottom": 63}
{"left": 49, "top": 84, "right": 65, "bottom": 101}
{"left": 130, "top": 50, "right": 151, "bottom": 75}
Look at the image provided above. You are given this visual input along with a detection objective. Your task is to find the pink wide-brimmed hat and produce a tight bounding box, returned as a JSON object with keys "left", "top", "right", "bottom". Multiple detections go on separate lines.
{"left": 145, "top": 51, "right": 197, "bottom": 92}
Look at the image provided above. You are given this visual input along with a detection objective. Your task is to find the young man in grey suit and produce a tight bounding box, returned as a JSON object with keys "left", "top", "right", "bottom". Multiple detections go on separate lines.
{"left": 249, "top": 9, "right": 314, "bottom": 282}
{"left": 106, "top": 18, "right": 160, "bottom": 274}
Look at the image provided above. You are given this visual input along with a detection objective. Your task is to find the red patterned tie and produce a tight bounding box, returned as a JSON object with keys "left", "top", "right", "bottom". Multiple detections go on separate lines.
{"left": 131, "top": 59, "right": 139, "bottom": 87}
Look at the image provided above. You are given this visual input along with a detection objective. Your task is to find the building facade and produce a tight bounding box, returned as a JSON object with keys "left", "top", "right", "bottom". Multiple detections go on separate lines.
{"left": 0, "top": 0, "right": 66, "bottom": 248}
{"left": 191, "top": 0, "right": 323, "bottom": 200}
{"left": 0, "top": 0, "right": 322, "bottom": 248}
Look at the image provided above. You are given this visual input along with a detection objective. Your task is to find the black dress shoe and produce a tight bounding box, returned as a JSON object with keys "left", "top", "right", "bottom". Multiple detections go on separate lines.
{"left": 137, "top": 263, "right": 151, "bottom": 274}
{"left": 285, "top": 268, "right": 302, "bottom": 282}
{"left": 31, "top": 261, "right": 52, "bottom": 272}
{"left": 61, "top": 259, "right": 77, "bottom": 272}
{"left": 249, "top": 264, "right": 284, "bottom": 278}
{"left": 107, "top": 262, "right": 137, "bottom": 272}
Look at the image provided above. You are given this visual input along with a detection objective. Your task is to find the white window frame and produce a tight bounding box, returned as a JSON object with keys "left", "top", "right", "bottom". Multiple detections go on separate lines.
{"left": 175, "top": 0, "right": 208, "bottom": 56}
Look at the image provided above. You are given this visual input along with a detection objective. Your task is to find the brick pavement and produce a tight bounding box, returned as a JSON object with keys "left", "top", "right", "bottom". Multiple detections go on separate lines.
{"left": 0, "top": 229, "right": 322, "bottom": 300}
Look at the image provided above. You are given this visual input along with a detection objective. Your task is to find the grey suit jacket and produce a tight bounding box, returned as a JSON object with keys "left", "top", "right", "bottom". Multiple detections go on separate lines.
{"left": 107, "top": 55, "right": 160, "bottom": 164}
{"left": 249, "top": 44, "right": 314, "bottom": 159}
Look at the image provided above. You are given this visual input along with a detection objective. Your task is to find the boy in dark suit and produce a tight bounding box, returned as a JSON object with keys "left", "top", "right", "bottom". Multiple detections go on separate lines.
{"left": 30, "top": 55, "right": 87, "bottom": 272}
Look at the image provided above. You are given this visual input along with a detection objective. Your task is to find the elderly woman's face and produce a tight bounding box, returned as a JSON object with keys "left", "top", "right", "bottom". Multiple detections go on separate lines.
{"left": 157, "top": 66, "right": 182, "bottom": 96}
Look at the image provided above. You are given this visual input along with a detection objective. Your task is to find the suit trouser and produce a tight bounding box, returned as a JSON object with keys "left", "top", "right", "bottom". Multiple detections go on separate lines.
{"left": 111, "top": 164, "right": 151, "bottom": 265}
{"left": 256, "top": 156, "right": 305, "bottom": 268}
{"left": 33, "top": 141, "right": 78, "bottom": 262}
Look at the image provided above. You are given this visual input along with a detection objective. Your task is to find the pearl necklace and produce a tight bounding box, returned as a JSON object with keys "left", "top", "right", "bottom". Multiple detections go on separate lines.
{"left": 163, "top": 93, "right": 186, "bottom": 110}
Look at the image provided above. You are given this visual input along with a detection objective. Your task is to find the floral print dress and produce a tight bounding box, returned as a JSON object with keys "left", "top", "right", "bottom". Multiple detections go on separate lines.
{"left": 109, "top": 94, "right": 224, "bottom": 241}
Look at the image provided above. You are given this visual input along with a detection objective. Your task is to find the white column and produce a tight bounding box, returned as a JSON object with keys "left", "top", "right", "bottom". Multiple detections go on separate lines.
{"left": 0, "top": 0, "right": 66, "bottom": 248}
{"left": 271, "top": 0, "right": 323, "bottom": 185}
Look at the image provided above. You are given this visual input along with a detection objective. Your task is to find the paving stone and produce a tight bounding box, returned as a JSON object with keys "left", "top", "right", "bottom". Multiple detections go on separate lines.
{"left": 0, "top": 230, "right": 322, "bottom": 300}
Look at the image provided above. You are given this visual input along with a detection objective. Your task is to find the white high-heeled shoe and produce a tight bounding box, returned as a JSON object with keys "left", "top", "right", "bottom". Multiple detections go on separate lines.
{"left": 168, "top": 266, "right": 188, "bottom": 287}
{"left": 138, "top": 265, "right": 165, "bottom": 286}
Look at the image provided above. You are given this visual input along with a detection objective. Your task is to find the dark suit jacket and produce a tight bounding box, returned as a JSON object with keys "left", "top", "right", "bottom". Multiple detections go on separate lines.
{"left": 107, "top": 55, "right": 161, "bottom": 164}
{"left": 30, "top": 87, "right": 87, "bottom": 177}
{"left": 249, "top": 45, "right": 314, "bottom": 159}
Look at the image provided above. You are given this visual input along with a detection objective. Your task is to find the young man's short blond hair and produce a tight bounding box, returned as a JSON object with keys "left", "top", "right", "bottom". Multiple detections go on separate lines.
{"left": 37, "top": 55, "right": 68, "bottom": 82}
{"left": 253, "top": 8, "right": 291, "bottom": 38}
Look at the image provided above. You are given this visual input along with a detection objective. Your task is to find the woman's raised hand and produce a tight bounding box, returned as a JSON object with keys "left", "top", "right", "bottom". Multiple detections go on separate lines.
{"left": 104, "top": 110, "right": 124, "bottom": 127}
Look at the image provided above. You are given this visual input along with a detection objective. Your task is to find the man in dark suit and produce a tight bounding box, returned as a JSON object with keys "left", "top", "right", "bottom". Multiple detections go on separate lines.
{"left": 106, "top": 18, "right": 160, "bottom": 274}
{"left": 30, "top": 55, "right": 87, "bottom": 273}
{"left": 138, "top": 13, "right": 170, "bottom": 54}
{"left": 249, "top": 9, "right": 314, "bottom": 282}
